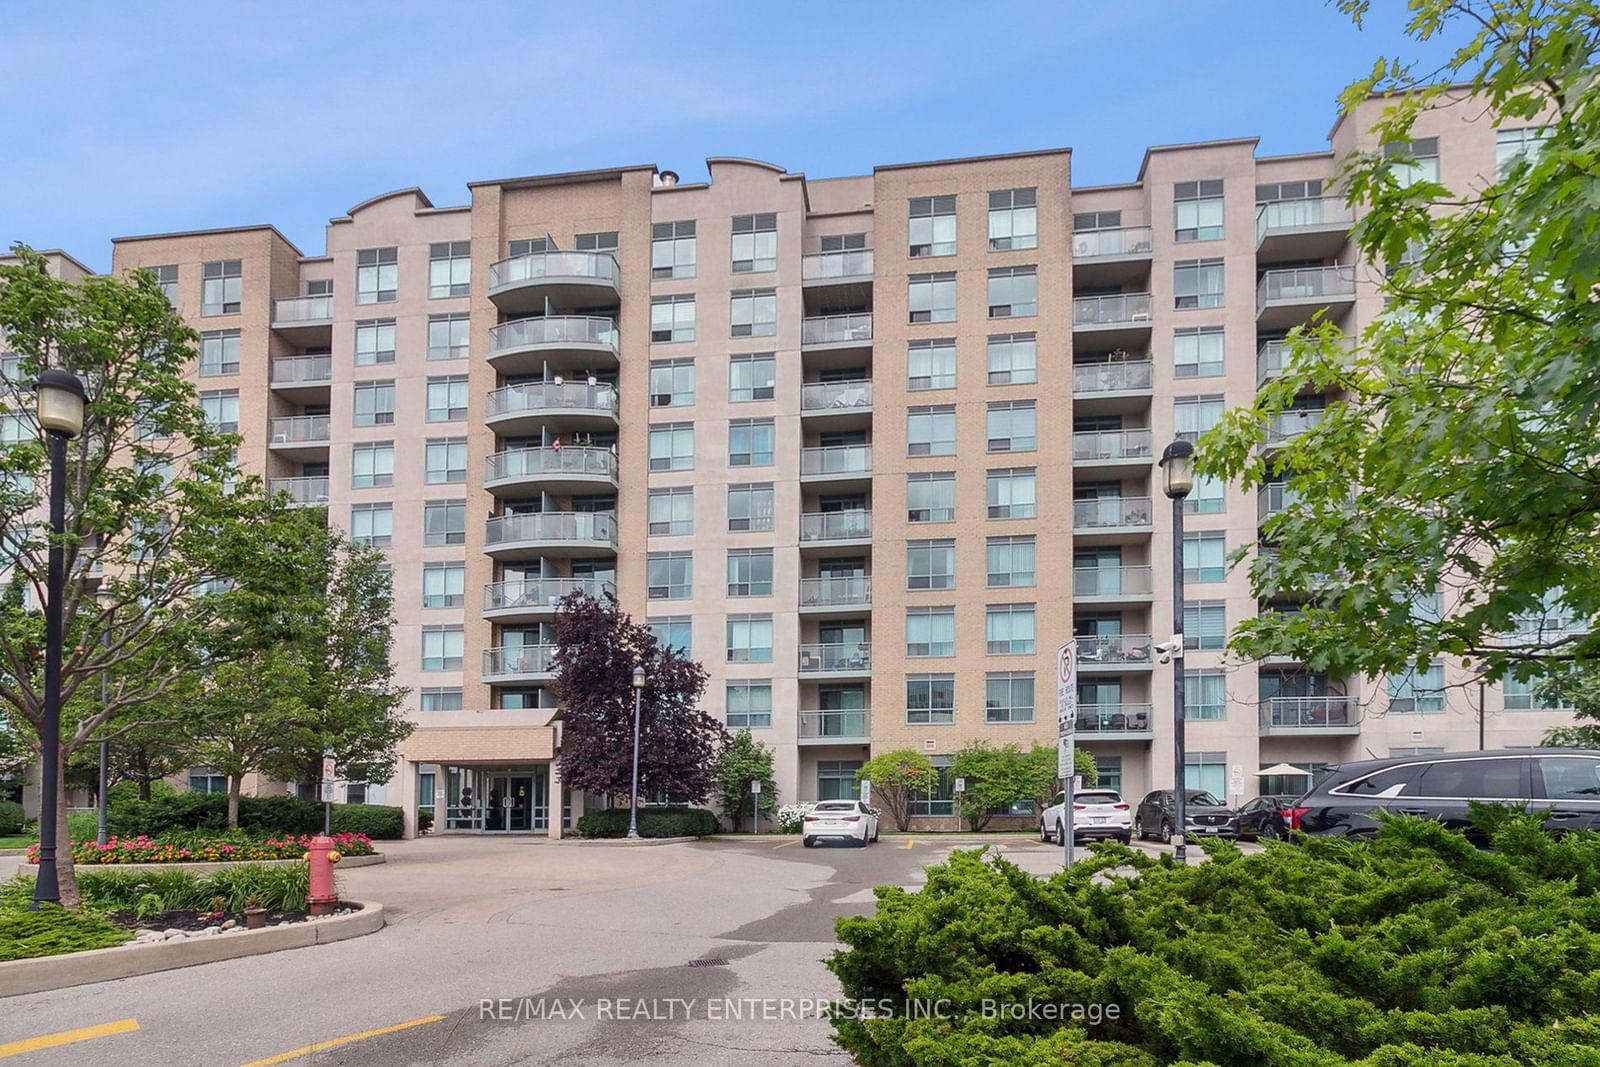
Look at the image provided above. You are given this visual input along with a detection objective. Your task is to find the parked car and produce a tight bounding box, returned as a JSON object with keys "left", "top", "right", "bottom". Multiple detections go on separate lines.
{"left": 1134, "top": 789, "right": 1240, "bottom": 841}
{"left": 1288, "top": 748, "right": 1600, "bottom": 841}
{"left": 1040, "top": 789, "right": 1133, "bottom": 845}
{"left": 801, "top": 799, "right": 880, "bottom": 847}
{"left": 1236, "top": 794, "right": 1298, "bottom": 840}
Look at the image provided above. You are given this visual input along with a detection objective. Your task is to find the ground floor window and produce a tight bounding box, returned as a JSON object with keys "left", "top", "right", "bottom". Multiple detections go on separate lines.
{"left": 1183, "top": 750, "right": 1226, "bottom": 797}
{"left": 1094, "top": 756, "right": 1122, "bottom": 794}
{"left": 1256, "top": 762, "right": 1328, "bottom": 796}
{"left": 188, "top": 767, "right": 226, "bottom": 794}
{"left": 909, "top": 761, "right": 954, "bottom": 817}
{"left": 418, "top": 772, "right": 436, "bottom": 823}
{"left": 817, "top": 760, "right": 862, "bottom": 801}
{"left": 346, "top": 782, "right": 368, "bottom": 804}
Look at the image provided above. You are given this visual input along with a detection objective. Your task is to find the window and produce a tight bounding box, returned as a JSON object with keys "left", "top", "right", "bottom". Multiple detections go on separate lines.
{"left": 423, "top": 500, "right": 465, "bottom": 546}
{"left": 651, "top": 220, "right": 696, "bottom": 279}
{"left": 188, "top": 768, "right": 227, "bottom": 794}
{"left": 1174, "top": 394, "right": 1226, "bottom": 440}
{"left": 356, "top": 247, "right": 398, "bottom": 304}
{"left": 726, "top": 614, "right": 773, "bottom": 663}
{"left": 428, "top": 241, "right": 470, "bottom": 298}
{"left": 649, "top": 360, "right": 694, "bottom": 407}
{"left": 421, "top": 625, "right": 464, "bottom": 671}
{"left": 986, "top": 467, "right": 1036, "bottom": 519}
{"left": 575, "top": 231, "right": 618, "bottom": 253}
{"left": 986, "top": 672, "right": 1035, "bottom": 723}
{"left": 1184, "top": 751, "right": 1227, "bottom": 796}
{"left": 986, "top": 333, "right": 1036, "bottom": 385}
{"left": 649, "top": 616, "right": 692, "bottom": 655}
{"left": 1183, "top": 601, "right": 1226, "bottom": 651}
{"left": 986, "top": 536, "right": 1036, "bottom": 587}
{"left": 987, "top": 266, "right": 1037, "bottom": 318}
{"left": 1184, "top": 532, "right": 1227, "bottom": 582}
{"left": 731, "top": 213, "right": 777, "bottom": 273}
{"left": 1535, "top": 756, "right": 1600, "bottom": 800}
{"left": 1388, "top": 662, "right": 1445, "bottom": 713}
{"left": 1174, "top": 327, "right": 1224, "bottom": 378}
{"left": 729, "top": 354, "right": 776, "bottom": 402}
{"left": 988, "top": 188, "right": 1037, "bottom": 251}
{"left": 907, "top": 339, "right": 956, "bottom": 390}
{"left": 908, "top": 272, "right": 957, "bottom": 323}
{"left": 649, "top": 423, "right": 695, "bottom": 471}
{"left": 350, "top": 503, "right": 393, "bottom": 548}
{"left": 353, "top": 380, "right": 396, "bottom": 426}
{"left": 1386, "top": 137, "right": 1439, "bottom": 187}
{"left": 907, "top": 472, "right": 955, "bottom": 523}
{"left": 647, "top": 552, "right": 692, "bottom": 599}
{"left": 200, "top": 260, "right": 241, "bottom": 315}
{"left": 727, "top": 549, "right": 774, "bottom": 597}
{"left": 425, "top": 438, "right": 467, "bottom": 484}
{"left": 728, "top": 483, "right": 774, "bottom": 532}
{"left": 151, "top": 264, "right": 178, "bottom": 304}
{"left": 1095, "top": 757, "right": 1123, "bottom": 793}
{"left": 422, "top": 562, "right": 465, "bottom": 608}
{"left": 1415, "top": 758, "right": 1524, "bottom": 799}
{"left": 426, "top": 376, "right": 468, "bottom": 422}
{"left": 355, "top": 319, "right": 397, "bottom": 365}
{"left": 907, "top": 539, "right": 956, "bottom": 590}
{"left": 728, "top": 418, "right": 775, "bottom": 466}
{"left": 909, "top": 195, "right": 957, "bottom": 257}
{"left": 1174, "top": 179, "right": 1224, "bottom": 242}
{"left": 910, "top": 764, "right": 955, "bottom": 816}
{"left": 907, "top": 405, "right": 956, "bottom": 456}
{"left": 730, "top": 288, "right": 776, "bottom": 338}
{"left": 427, "top": 314, "right": 469, "bottom": 361}
{"left": 497, "top": 688, "right": 551, "bottom": 711}
{"left": 986, "top": 400, "right": 1036, "bottom": 453}
{"left": 648, "top": 487, "right": 694, "bottom": 535}
{"left": 726, "top": 681, "right": 773, "bottom": 728}
{"left": 199, "top": 390, "right": 239, "bottom": 433}
{"left": 199, "top": 331, "right": 240, "bottom": 377}
{"left": 986, "top": 603, "right": 1036, "bottom": 654}
{"left": 1186, "top": 473, "right": 1225, "bottom": 515}
{"left": 818, "top": 760, "right": 864, "bottom": 801}
{"left": 1174, "top": 258, "right": 1225, "bottom": 309}
{"left": 651, "top": 295, "right": 695, "bottom": 343}
{"left": 1504, "top": 673, "right": 1569, "bottom": 711}
{"left": 420, "top": 687, "right": 463, "bottom": 712}
{"left": 906, "top": 675, "right": 955, "bottom": 724}
{"left": 906, "top": 606, "right": 955, "bottom": 657}
{"left": 1186, "top": 670, "right": 1227, "bottom": 720}
{"left": 1496, "top": 127, "right": 1552, "bottom": 176}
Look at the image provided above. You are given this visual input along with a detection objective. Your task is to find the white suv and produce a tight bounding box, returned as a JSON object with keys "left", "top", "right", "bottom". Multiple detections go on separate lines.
{"left": 801, "top": 800, "right": 880, "bottom": 847}
{"left": 1040, "top": 789, "right": 1133, "bottom": 845}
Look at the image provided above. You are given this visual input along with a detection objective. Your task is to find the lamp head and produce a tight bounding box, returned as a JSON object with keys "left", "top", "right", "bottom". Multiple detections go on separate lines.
{"left": 1160, "top": 438, "right": 1196, "bottom": 499}
{"left": 632, "top": 666, "right": 646, "bottom": 689}
{"left": 35, "top": 368, "right": 87, "bottom": 439}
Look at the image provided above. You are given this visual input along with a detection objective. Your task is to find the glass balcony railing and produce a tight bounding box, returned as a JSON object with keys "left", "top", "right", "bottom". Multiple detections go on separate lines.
{"left": 1073, "top": 292, "right": 1153, "bottom": 328}
{"left": 799, "top": 575, "right": 871, "bottom": 608}
{"left": 272, "top": 295, "right": 333, "bottom": 325}
{"left": 1259, "top": 696, "right": 1359, "bottom": 730}
{"left": 800, "top": 444, "right": 871, "bottom": 477}
{"left": 798, "top": 709, "right": 870, "bottom": 740}
{"left": 1255, "top": 197, "right": 1354, "bottom": 243}
{"left": 268, "top": 476, "right": 329, "bottom": 506}
{"left": 802, "top": 249, "right": 874, "bottom": 281}
{"left": 268, "top": 415, "right": 330, "bottom": 444}
{"left": 801, "top": 380, "right": 873, "bottom": 412}
{"left": 1071, "top": 226, "right": 1154, "bottom": 260}
{"left": 488, "top": 250, "right": 619, "bottom": 290}
{"left": 1074, "top": 705, "right": 1153, "bottom": 734}
{"left": 1257, "top": 483, "right": 1302, "bottom": 521}
{"left": 1074, "top": 566, "right": 1154, "bottom": 598}
{"left": 485, "top": 447, "right": 617, "bottom": 484}
{"left": 482, "top": 645, "right": 558, "bottom": 678}
{"left": 1073, "top": 428, "right": 1153, "bottom": 463}
{"left": 799, "top": 510, "right": 872, "bottom": 542}
{"left": 1264, "top": 408, "right": 1326, "bottom": 445}
{"left": 1073, "top": 360, "right": 1153, "bottom": 394}
{"left": 1257, "top": 266, "right": 1357, "bottom": 310}
{"left": 487, "top": 316, "right": 619, "bottom": 355}
{"left": 801, "top": 313, "right": 873, "bottom": 347}
{"left": 1072, "top": 496, "right": 1153, "bottom": 530}
{"left": 269, "top": 354, "right": 332, "bottom": 385}
{"left": 486, "top": 381, "right": 618, "bottom": 420}
{"left": 484, "top": 512, "right": 619, "bottom": 549}
{"left": 1077, "top": 633, "right": 1154, "bottom": 666}
{"left": 798, "top": 643, "right": 871, "bottom": 674}
{"left": 483, "top": 578, "right": 616, "bottom": 612}
{"left": 1257, "top": 338, "right": 1356, "bottom": 386}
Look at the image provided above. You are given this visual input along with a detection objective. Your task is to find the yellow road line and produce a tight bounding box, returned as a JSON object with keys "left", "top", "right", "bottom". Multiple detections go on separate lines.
{"left": 903, "top": 838, "right": 914, "bottom": 849}
{"left": 0, "top": 1018, "right": 139, "bottom": 1060}
{"left": 771, "top": 839, "right": 797, "bottom": 849}
{"left": 239, "top": 1015, "right": 446, "bottom": 1067}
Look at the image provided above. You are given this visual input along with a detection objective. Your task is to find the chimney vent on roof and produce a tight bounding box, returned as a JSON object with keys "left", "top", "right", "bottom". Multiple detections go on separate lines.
{"left": 658, "top": 170, "right": 680, "bottom": 187}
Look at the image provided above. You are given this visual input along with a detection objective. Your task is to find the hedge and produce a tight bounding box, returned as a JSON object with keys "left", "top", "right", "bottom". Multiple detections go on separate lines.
{"left": 0, "top": 800, "right": 23, "bottom": 836}
{"left": 107, "top": 793, "right": 408, "bottom": 839}
{"left": 575, "top": 806, "right": 718, "bottom": 839}
{"left": 39, "top": 831, "right": 375, "bottom": 865}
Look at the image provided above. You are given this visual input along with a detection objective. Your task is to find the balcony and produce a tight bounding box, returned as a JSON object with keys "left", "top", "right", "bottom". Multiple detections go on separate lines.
{"left": 483, "top": 512, "right": 618, "bottom": 561}
{"left": 800, "top": 444, "right": 871, "bottom": 488}
{"left": 1259, "top": 696, "right": 1362, "bottom": 737}
{"left": 1071, "top": 227, "right": 1154, "bottom": 286}
{"left": 1072, "top": 496, "right": 1153, "bottom": 537}
{"left": 798, "top": 642, "right": 872, "bottom": 679}
{"left": 1074, "top": 566, "right": 1154, "bottom": 603}
{"left": 1073, "top": 359, "right": 1153, "bottom": 399}
{"left": 1073, "top": 705, "right": 1154, "bottom": 740}
{"left": 483, "top": 577, "right": 616, "bottom": 621}
{"left": 1076, "top": 634, "right": 1154, "bottom": 672}
{"left": 799, "top": 510, "right": 872, "bottom": 548}
{"left": 800, "top": 380, "right": 873, "bottom": 430}
{"left": 482, "top": 644, "right": 558, "bottom": 683}
{"left": 802, "top": 251, "right": 874, "bottom": 311}
{"left": 486, "top": 316, "right": 620, "bottom": 374}
{"left": 1072, "top": 293, "right": 1153, "bottom": 348}
{"left": 487, "top": 250, "right": 620, "bottom": 313}
{"left": 1257, "top": 338, "right": 1356, "bottom": 388}
{"left": 268, "top": 355, "right": 332, "bottom": 399}
{"left": 798, "top": 709, "right": 871, "bottom": 745}
{"left": 1257, "top": 483, "right": 1302, "bottom": 524}
{"left": 268, "top": 476, "right": 330, "bottom": 508}
{"left": 1255, "top": 197, "right": 1354, "bottom": 262}
{"left": 1256, "top": 266, "right": 1357, "bottom": 329}
{"left": 799, "top": 576, "right": 871, "bottom": 613}
{"left": 270, "top": 295, "right": 333, "bottom": 342}
{"left": 485, "top": 381, "right": 619, "bottom": 436}
{"left": 484, "top": 446, "right": 618, "bottom": 495}
{"left": 267, "top": 415, "right": 330, "bottom": 456}
{"left": 1073, "top": 429, "right": 1153, "bottom": 473}
{"left": 1261, "top": 407, "right": 1326, "bottom": 449}
{"left": 801, "top": 314, "right": 873, "bottom": 365}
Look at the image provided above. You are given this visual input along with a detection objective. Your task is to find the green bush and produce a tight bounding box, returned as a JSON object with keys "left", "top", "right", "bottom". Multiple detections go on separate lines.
{"left": 0, "top": 906, "right": 129, "bottom": 961}
{"left": 11, "top": 862, "right": 317, "bottom": 914}
{"left": 417, "top": 809, "right": 434, "bottom": 835}
{"left": 106, "top": 780, "right": 176, "bottom": 805}
{"left": 0, "top": 800, "right": 23, "bottom": 835}
{"left": 575, "top": 806, "right": 718, "bottom": 839}
{"left": 107, "top": 792, "right": 406, "bottom": 838}
{"left": 828, "top": 810, "right": 1600, "bottom": 1064}
{"left": 329, "top": 803, "right": 404, "bottom": 840}
{"left": 67, "top": 811, "right": 99, "bottom": 842}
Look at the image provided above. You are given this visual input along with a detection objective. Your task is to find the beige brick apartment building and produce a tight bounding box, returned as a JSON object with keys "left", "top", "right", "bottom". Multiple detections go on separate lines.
{"left": 13, "top": 91, "right": 1580, "bottom": 835}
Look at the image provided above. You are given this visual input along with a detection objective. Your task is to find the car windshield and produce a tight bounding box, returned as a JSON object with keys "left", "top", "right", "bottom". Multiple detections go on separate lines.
{"left": 1186, "top": 791, "right": 1225, "bottom": 806}
{"left": 1077, "top": 791, "right": 1121, "bottom": 804}
{"left": 813, "top": 802, "right": 856, "bottom": 812}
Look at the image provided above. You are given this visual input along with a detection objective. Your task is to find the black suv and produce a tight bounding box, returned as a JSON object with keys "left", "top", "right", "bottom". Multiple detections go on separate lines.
{"left": 1134, "top": 789, "right": 1240, "bottom": 841}
{"left": 1289, "top": 748, "right": 1600, "bottom": 839}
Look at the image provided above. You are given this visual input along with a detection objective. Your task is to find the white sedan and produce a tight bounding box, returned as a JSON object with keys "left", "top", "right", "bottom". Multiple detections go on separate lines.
{"left": 801, "top": 800, "right": 880, "bottom": 847}
{"left": 1040, "top": 789, "right": 1133, "bottom": 845}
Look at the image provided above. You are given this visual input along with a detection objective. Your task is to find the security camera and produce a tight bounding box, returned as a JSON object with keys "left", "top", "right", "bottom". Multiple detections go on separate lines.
{"left": 1153, "top": 635, "right": 1185, "bottom": 665}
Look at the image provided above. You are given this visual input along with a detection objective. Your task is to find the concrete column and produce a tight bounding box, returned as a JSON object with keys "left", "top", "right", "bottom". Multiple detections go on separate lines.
{"left": 546, "top": 757, "right": 563, "bottom": 839}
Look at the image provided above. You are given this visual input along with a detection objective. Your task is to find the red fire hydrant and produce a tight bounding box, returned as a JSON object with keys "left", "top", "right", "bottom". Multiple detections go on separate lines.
{"left": 306, "top": 834, "right": 341, "bottom": 916}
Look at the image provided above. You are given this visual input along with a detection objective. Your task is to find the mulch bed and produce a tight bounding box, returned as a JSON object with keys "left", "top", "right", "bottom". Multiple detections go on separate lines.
{"left": 107, "top": 902, "right": 362, "bottom": 933}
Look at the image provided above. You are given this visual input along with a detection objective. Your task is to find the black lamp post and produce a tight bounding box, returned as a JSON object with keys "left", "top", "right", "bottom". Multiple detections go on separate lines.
{"left": 1159, "top": 438, "right": 1195, "bottom": 865}
{"left": 32, "top": 368, "right": 87, "bottom": 909}
{"left": 627, "top": 665, "right": 646, "bottom": 839}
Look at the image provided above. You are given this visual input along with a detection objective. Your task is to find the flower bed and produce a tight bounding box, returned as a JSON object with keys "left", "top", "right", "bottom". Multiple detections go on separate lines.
{"left": 27, "top": 832, "right": 374, "bottom": 866}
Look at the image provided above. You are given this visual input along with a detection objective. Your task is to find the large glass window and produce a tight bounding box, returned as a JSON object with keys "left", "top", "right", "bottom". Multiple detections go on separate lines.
{"left": 908, "top": 195, "right": 957, "bottom": 257}
{"left": 424, "top": 437, "right": 467, "bottom": 484}
{"left": 1185, "top": 670, "right": 1227, "bottom": 720}
{"left": 423, "top": 500, "right": 465, "bottom": 546}
{"left": 649, "top": 423, "right": 694, "bottom": 471}
{"left": 1174, "top": 179, "right": 1224, "bottom": 242}
{"left": 353, "top": 380, "right": 395, "bottom": 427}
{"left": 986, "top": 333, "right": 1037, "bottom": 385}
{"left": 1386, "top": 137, "right": 1440, "bottom": 187}
{"left": 199, "top": 330, "right": 240, "bottom": 376}
{"left": 151, "top": 264, "right": 178, "bottom": 304}
{"left": 1184, "top": 532, "right": 1227, "bottom": 582}
{"left": 425, "top": 376, "right": 468, "bottom": 422}
{"left": 1504, "top": 673, "right": 1568, "bottom": 711}
{"left": 1496, "top": 127, "right": 1552, "bottom": 177}
{"left": 1184, "top": 750, "right": 1227, "bottom": 796}
{"left": 649, "top": 616, "right": 692, "bottom": 655}
{"left": 908, "top": 272, "right": 957, "bottom": 323}
{"left": 907, "top": 539, "right": 956, "bottom": 590}
{"left": 906, "top": 675, "right": 956, "bottom": 724}
{"left": 421, "top": 625, "right": 463, "bottom": 671}
{"left": 731, "top": 213, "right": 777, "bottom": 273}
{"left": 726, "top": 614, "right": 773, "bottom": 663}
{"left": 422, "top": 561, "right": 465, "bottom": 608}
{"left": 727, "top": 482, "right": 775, "bottom": 532}
{"left": 350, "top": 503, "right": 393, "bottom": 548}
{"left": 727, "top": 549, "right": 774, "bottom": 597}
{"left": 651, "top": 295, "right": 695, "bottom": 342}
{"left": 200, "top": 259, "right": 241, "bottom": 315}
{"left": 986, "top": 467, "right": 1036, "bottom": 519}
{"left": 649, "top": 360, "right": 695, "bottom": 407}
{"left": 647, "top": 552, "right": 693, "bottom": 599}
{"left": 651, "top": 220, "right": 696, "bottom": 279}
{"left": 1174, "top": 258, "right": 1225, "bottom": 309}
{"left": 427, "top": 314, "right": 469, "bottom": 361}
{"left": 356, "top": 247, "right": 398, "bottom": 304}
{"left": 1174, "top": 394, "right": 1226, "bottom": 440}
{"left": 419, "top": 688, "right": 463, "bottom": 713}
{"left": 729, "top": 354, "right": 776, "bottom": 402}
{"left": 428, "top": 241, "right": 470, "bottom": 298}
{"left": 355, "top": 319, "right": 396, "bottom": 365}
{"left": 907, "top": 339, "right": 956, "bottom": 390}
{"left": 728, "top": 418, "right": 775, "bottom": 466}
{"left": 907, "top": 405, "right": 956, "bottom": 456}
{"left": 985, "top": 672, "right": 1035, "bottom": 724}
{"left": 906, "top": 606, "right": 956, "bottom": 657}
{"left": 1183, "top": 601, "right": 1226, "bottom": 651}
{"left": 1388, "top": 662, "right": 1446, "bottom": 713}
{"left": 1173, "top": 327, "right": 1224, "bottom": 378}
{"left": 986, "top": 536, "right": 1036, "bottom": 587}
{"left": 199, "top": 390, "right": 239, "bottom": 432}
{"left": 730, "top": 288, "right": 777, "bottom": 338}
{"left": 985, "top": 603, "right": 1036, "bottom": 655}
{"left": 1186, "top": 473, "right": 1225, "bottom": 515}
{"left": 648, "top": 487, "right": 694, "bottom": 536}
{"left": 986, "top": 266, "right": 1037, "bottom": 318}
{"left": 906, "top": 472, "right": 955, "bottom": 523}
{"left": 818, "top": 760, "right": 864, "bottom": 801}
{"left": 987, "top": 188, "right": 1037, "bottom": 251}
{"left": 986, "top": 400, "right": 1036, "bottom": 453}
{"left": 726, "top": 681, "right": 773, "bottom": 728}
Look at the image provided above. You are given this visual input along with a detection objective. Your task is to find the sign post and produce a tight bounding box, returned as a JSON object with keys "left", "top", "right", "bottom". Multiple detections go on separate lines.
{"left": 1056, "top": 641, "right": 1078, "bottom": 869}
{"left": 858, "top": 779, "right": 871, "bottom": 808}
{"left": 952, "top": 777, "right": 966, "bottom": 834}
{"left": 751, "top": 779, "right": 761, "bottom": 834}
{"left": 320, "top": 752, "right": 336, "bottom": 834}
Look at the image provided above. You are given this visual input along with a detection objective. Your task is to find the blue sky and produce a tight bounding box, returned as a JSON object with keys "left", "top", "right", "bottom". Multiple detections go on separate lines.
{"left": 0, "top": 2, "right": 1450, "bottom": 270}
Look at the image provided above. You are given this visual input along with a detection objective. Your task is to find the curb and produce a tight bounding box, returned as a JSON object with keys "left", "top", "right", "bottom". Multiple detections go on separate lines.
{"left": 16, "top": 853, "right": 386, "bottom": 878}
{"left": 0, "top": 901, "right": 385, "bottom": 998}
{"left": 551, "top": 836, "right": 700, "bottom": 847}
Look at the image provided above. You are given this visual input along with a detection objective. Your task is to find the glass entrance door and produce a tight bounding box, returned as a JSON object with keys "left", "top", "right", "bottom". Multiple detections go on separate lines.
{"left": 485, "top": 774, "right": 536, "bottom": 832}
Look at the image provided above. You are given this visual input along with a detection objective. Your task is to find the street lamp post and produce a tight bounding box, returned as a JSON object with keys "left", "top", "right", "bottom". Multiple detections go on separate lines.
{"left": 32, "top": 369, "right": 87, "bottom": 910}
{"left": 95, "top": 591, "right": 113, "bottom": 847}
{"left": 627, "top": 665, "right": 646, "bottom": 839}
{"left": 1159, "top": 439, "right": 1195, "bottom": 866}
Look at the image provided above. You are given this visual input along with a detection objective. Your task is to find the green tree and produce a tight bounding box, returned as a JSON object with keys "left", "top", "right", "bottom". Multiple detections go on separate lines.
{"left": 1202, "top": 1, "right": 1600, "bottom": 684}
{"left": 1540, "top": 666, "right": 1600, "bottom": 749}
{"left": 950, "top": 742, "right": 1041, "bottom": 832}
{"left": 711, "top": 729, "right": 777, "bottom": 832}
{"left": 857, "top": 749, "right": 936, "bottom": 832}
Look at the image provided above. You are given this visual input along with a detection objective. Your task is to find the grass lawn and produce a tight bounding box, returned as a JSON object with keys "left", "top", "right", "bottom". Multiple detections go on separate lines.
{"left": 0, "top": 877, "right": 130, "bottom": 960}
{"left": 0, "top": 836, "right": 33, "bottom": 850}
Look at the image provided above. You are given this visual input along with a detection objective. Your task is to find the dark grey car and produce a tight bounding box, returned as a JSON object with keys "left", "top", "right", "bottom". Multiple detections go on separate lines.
{"left": 1134, "top": 789, "right": 1240, "bottom": 841}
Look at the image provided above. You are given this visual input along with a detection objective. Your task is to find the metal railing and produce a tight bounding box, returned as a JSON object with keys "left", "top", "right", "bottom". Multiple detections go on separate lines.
{"left": 488, "top": 250, "right": 619, "bottom": 290}
{"left": 1074, "top": 705, "right": 1154, "bottom": 733}
{"left": 268, "top": 476, "right": 330, "bottom": 506}
{"left": 1072, "top": 226, "right": 1154, "bottom": 260}
{"left": 268, "top": 414, "right": 330, "bottom": 444}
{"left": 798, "top": 643, "right": 872, "bottom": 673}
{"left": 486, "top": 381, "right": 618, "bottom": 420}
{"left": 799, "top": 576, "right": 871, "bottom": 608}
{"left": 1257, "top": 266, "right": 1357, "bottom": 310}
{"left": 1073, "top": 360, "right": 1153, "bottom": 394}
{"left": 484, "top": 578, "right": 615, "bottom": 612}
{"left": 800, "top": 444, "right": 871, "bottom": 477}
{"left": 1264, "top": 407, "right": 1327, "bottom": 445}
{"left": 799, "top": 709, "right": 870, "bottom": 739}
{"left": 1073, "top": 428, "right": 1153, "bottom": 463}
{"left": 1077, "top": 633, "right": 1154, "bottom": 665}
{"left": 1072, "top": 496, "right": 1153, "bottom": 529}
{"left": 799, "top": 510, "right": 872, "bottom": 542}
{"left": 487, "top": 316, "right": 619, "bottom": 355}
{"left": 801, "top": 312, "right": 873, "bottom": 346}
{"left": 1073, "top": 292, "right": 1153, "bottom": 327}
{"left": 484, "top": 512, "right": 619, "bottom": 549}
{"left": 485, "top": 447, "right": 617, "bottom": 484}
{"left": 1257, "top": 338, "right": 1355, "bottom": 386}
{"left": 482, "top": 645, "right": 558, "bottom": 677}
{"left": 800, "top": 380, "right": 873, "bottom": 412}
{"left": 1257, "top": 483, "right": 1301, "bottom": 520}
{"left": 272, "top": 294, "right": 333, "bottom": 325}
{"left": 1073, "top": 566, "right": 1154, "bottom": 598}
{"left": 802, "top": 249, "right": 874, "bottom": 281}
{"left": 269, "top": 354, "right": 332, "bottom": 385}
{"left": 1259, "top": 696, "right": 1359, "bottom": 730}
{"left": 1255, "top": 197, "right": 1354, "bottom": 243}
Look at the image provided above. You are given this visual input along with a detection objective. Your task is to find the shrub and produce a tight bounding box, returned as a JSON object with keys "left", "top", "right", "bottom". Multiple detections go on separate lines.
{"left": 417, "top": 809, "right": 434, "bottom": 835}
{"left": 0, "top": 799, "right": 23, "bottom": 835}
{"left": 67, "top": 811, "right": 100, "bottom": 842}
{"left": 107, "top": 780, "right": 176, "bottom": 805}
{"left": 36, "top": 862, "right": 317, "bottom": 913}
{"left": 776, "top": 803, "right": 813, "bottom": 834}
{"left": 828, "top": 810, "right": 1600, "bottom": 1064}
{"left": 0, "top": 906, "right": 129, "bottom": 961}
{"left": 575, "top": 806, "right": 718, "bottom": 839}
{"left": 857, "top": 750, "right": 936, "bottom": 831}
{"left": 31, "top": 831, "right": 374, "bottom": 865}
{"left": 107, "top": 792, "right": 406, "bottom": 839}
{"left": 329, "top": 803, "right": 404, "bottom": 840}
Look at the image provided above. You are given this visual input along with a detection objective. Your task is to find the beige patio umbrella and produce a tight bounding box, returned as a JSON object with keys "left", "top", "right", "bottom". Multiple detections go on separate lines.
{"left": 1255, "top": 763, "right": 1311, "bottom": 777}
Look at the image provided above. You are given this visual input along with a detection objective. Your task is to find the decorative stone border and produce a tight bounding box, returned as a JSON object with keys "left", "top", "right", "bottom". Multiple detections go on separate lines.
{"left": 0, "top": 901, "right": 385, "bottom": 998}
{"left": 15, "top": 853, "right": 386, "bottom": 878}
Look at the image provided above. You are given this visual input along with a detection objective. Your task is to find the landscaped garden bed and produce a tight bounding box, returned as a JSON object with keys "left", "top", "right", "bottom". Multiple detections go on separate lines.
{"left": 27, "top": 831, "right": 375, "bottom": 865}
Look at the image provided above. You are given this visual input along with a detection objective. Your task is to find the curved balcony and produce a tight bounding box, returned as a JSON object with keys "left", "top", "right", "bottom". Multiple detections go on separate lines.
{"left": 484, "top": 446, "right": 618, "bottom": 495}
{"left": 798, "top": 642, "right": 871, "bottom": 679}
{"left": 483, "top": 577, "right": 616, "bottom": 621}
{"left": 485, "top": 381, "right": 619, "bottom": 436}
{"left": 483, "top": 512, "right": 618, "bottom": 561}
{"left": 1259, "top": 696, "right": 1362, "bottom": 736}
{"left": 487, "top": 250, "right": 620, "bottom": 313}
{"left": 486, "top": 316, "right": 620, "bottom": 374}
{"left": 798, "top": 709, "right": 871, "bottom": 745}
{"left": 482, "top": 644, "right": 558, "bottom": 683}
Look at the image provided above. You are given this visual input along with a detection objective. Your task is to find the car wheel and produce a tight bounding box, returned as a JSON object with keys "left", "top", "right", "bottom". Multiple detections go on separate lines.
{"left": 871, "top": 827, "right": 879, "bottom": 843}
{"left": 1117, "top": 833, "right": 1132, "bottom": 845}
{"left": 1040, "top": 821, "right": 1050, "bottom": 843}
{"left": 1055, "top": 821, "right": 1065, "bottom": 844}
{"left": 802, "top": 837, "right": 815, "bottom": 848}
{"left": 1160, "top": 818, "right": 1173, "bottom": 843}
